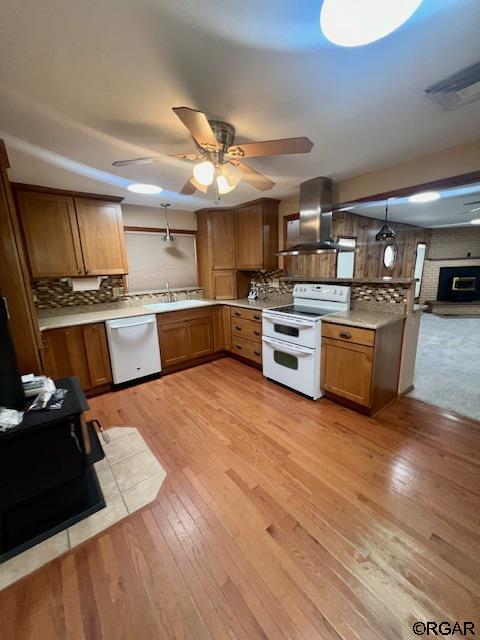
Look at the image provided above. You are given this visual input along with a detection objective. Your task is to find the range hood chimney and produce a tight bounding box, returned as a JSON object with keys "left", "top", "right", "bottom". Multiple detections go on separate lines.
{"left": 278, "top": 177, "right": 354, "bottom": 256}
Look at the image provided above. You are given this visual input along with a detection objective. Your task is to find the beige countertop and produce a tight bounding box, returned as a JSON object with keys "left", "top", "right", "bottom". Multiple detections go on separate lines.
{"left": 37, "top": 296, "right": 292, "bottom": 331}
{"left": 322, "top": 309, "right": 406, "bottom": 330}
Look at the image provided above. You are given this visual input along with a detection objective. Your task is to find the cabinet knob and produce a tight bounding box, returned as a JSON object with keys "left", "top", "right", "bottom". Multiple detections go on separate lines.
{"left": 254, "top": 330, "right": 261, "bottom": 336}
{"left": 254, "top": 350, "right": 261, "bottom": 356}
{"left": 235, "top": 312, "right": 241, "bottom": 317}
{"left": 339, "top": 331, "right": 352, "bottom": 339}
{"left": 235, "top": 344, "right": 242, "bottom": 350}
{"left": 254, "top": 315, "right": 261, "bottom": 321}
{"left": 235, "top": 325, "right": 242, "bottom": 331}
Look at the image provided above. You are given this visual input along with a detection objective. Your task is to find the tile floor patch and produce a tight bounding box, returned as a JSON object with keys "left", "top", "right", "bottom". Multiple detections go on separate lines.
{"left": 0, "top": 426, "right": 166, "bottom": 591}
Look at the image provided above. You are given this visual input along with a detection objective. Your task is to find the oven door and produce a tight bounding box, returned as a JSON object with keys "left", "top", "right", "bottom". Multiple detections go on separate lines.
{"left": 262, "top": 336, "right": 322, "bottom": 400}
{"left": 262, "top": 312, "right": 318, "bottom": 348}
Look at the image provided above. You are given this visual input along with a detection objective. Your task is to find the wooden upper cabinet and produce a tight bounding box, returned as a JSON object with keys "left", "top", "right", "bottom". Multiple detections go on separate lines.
{"left": 17, "top": 192, "right": 83, "bottom": 278}
{"left": 235, "top": 200, "right": 279, "bottom": 270}
{"left": 75, "top": 199, "right": 127, "bottom": 275}
{"left": 210, "top": 210, "right": 236, "bottom": 269}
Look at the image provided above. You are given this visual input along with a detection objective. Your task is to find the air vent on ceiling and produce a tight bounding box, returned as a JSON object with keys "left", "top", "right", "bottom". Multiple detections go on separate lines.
{"left": 425, "top": 60, "right": 480, "bottom": 110}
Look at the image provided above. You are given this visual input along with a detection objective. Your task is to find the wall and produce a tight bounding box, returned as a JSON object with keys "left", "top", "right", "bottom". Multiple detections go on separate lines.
{"left": 332, "top": 139, "right": 480, "bottom": 203}
{"left": 282, "top": 210, "right": 428, "bottom": 281}
{"left": 122, "top": 203, "right": 196, "bottom": 231}
{"left": 419, "top": 227, "right": 480, "bottom": 303}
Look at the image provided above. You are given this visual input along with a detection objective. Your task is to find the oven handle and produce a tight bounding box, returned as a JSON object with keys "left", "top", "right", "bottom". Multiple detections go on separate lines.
{"left": 262, "top": 336, "right": 313, "bottom": 356}
{"left": 263, "top": 314, "right": 312, "bottom": 328}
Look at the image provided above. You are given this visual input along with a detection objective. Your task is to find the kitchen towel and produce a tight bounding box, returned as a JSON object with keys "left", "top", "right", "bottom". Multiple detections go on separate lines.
{"left": 71, "top": 277, "right": 101, "bottom": 291}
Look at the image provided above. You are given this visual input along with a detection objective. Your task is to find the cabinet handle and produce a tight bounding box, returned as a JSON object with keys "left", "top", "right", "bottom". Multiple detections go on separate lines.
{"left": 254, "top": 330, "right": 261, "bottom": 336}
{"left": 235, "top": 325, "right": 242, "bottom": 331}
{"left": 235, "top": 344, "right": 242, "bottom": 350}
{"left": 254, "top": 314, "right": 261, "bottom": 320}
{"left": 339, "top": 331, "right": 352, "bottom": 339}
{"left": 234, "top": 312, "right": 241, "bottom": 317}
{"left": 254, "top": 350, "right": 261, "bottom": 356}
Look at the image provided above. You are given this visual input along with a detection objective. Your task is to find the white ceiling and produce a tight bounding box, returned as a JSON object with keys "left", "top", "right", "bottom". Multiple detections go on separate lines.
{"left": 339, "top": 182, "right": 480, "bottom": 227}
{"left": 0, "top": 0, "right": 479, "bottom": 211}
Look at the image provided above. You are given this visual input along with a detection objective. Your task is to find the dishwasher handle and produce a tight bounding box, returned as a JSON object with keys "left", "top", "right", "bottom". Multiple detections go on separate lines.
{"left": 110, "top": 319, "right": 156, "bottom": 329}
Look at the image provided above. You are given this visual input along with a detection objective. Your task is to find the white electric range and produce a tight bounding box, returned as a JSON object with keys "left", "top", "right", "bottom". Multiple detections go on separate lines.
{"left": 262, "top": 283, "right": 351, "bottom": 399}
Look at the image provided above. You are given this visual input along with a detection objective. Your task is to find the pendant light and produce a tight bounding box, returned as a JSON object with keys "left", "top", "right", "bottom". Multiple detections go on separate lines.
{"left": 375, "top": 199, "right": 396, "bottom": 242}
{"left": 161, "top": 203, "right": 174, "bottom": 242}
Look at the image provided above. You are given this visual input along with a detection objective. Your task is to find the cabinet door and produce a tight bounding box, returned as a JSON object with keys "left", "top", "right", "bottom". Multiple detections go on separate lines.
{"left": 212, "top": 306, "right": 225, "bottom": 352}
{"left": 321, "top": 339, "right": 373, "bottom": 407}
{"left": 213, "top": 270, "right": 237, "bottom": 300}
{"left": 159, "top": 322, "right": 191, "bottom": 368}
{"left": 210, "top": 210, "right": 236, "bottom": 269}
{"left": 75, "top": 199, "right": 127, "bottom": 275}
{"left": 17, "top": 191, "right": 84, "bottom": 277}
{"left": 83, "top": 323, "right": 112, "bottom": 386}
{"left": 235, "top": 204, "right": 264, "bottom": 269}
{"left": 42, "top": 326, "right": 91, "bottom": 390}
{"left": 188, "top": 316, "right": 212, "bottom": 358}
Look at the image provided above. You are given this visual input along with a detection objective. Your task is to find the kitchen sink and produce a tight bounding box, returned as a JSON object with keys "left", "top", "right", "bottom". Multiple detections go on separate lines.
{"left": 142, "top": 300, "right": 211, "bottom": 312}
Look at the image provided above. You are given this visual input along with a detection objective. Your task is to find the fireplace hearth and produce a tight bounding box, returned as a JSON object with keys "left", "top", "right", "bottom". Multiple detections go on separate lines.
{"left": 438, "top": 266, "right": 480, "bottom": 302}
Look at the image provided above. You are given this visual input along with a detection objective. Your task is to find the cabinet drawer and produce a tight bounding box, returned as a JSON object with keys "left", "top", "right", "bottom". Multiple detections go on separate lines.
{"left": 322, "top": 322, "right": 375, "bottom": 347}
{"left": 230, "top": 306, "right": 262, "bottom": 323}
{"left": 231, "top": 317, "right": 262, "bottom": 343}
{"left": 231, "top": 336, "right": 262, "bottom": 364}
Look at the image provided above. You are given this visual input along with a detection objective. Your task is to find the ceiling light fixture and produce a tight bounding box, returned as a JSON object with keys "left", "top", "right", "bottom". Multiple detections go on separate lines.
{"left": 408, "top": 191, "right": 440, "bottom": 203}
{"left": 375, "top": 199, "right": 396, "bottom": 242}
{"left": 320, "top": 0, "right": 423, "bottom": 47}
{"left": 470, "top": 218, "right": 480, "bottom": 225}
{"left": 192, "top": 160, "right": 215, "bottom": 187}
{"left": 127, "top": 183, "right": 163, "bottom": 194}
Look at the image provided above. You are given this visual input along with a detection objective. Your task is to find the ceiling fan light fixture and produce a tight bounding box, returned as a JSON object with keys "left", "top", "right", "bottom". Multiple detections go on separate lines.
{"left": 320, "top": 0, "right": 423, "bottom": 47}
{"left": 470, "top": 218, "right": 480, "bottom": 225}
{"left": 216, "top": 175, "right": 235, "bottom": 195}
{"left": 193, "top": 160, "right": 215, "bottom": 186}
{"left": 221, "top": 163, "right": 242, "bottom": 188}
{"left": 127, "top": 183, "right": 163, "bottom": 194}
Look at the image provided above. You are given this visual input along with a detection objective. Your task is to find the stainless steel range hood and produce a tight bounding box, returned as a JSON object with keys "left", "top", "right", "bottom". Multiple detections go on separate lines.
{"left": 278, "top": 177, "right": 355, "bottom": 256}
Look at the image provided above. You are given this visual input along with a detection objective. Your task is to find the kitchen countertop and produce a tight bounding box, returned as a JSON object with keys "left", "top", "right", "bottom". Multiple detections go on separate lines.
{"left": 322, "top": 309, "right": 406, "bottom": 330}
{"left": 37, "top": 296, "right": 292, "bottom": 331}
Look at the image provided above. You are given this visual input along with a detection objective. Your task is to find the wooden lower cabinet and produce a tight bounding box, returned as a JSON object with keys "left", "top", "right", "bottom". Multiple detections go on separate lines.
{"left": 42, "top": 323, "right": 112, "bottom": 391}
{"left": 321, "top": 320, "right": 404, "bottom": 415}
{"left": 227, "top": 306, "right": 262, "bottom": 366}
{"left": 157, "top": 307, "right": 214, "bottom": 371}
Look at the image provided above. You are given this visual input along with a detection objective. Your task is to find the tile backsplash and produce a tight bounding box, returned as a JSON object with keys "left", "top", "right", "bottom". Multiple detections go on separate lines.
{"left": 250, "top": 270, "right": 410, "bottom": 312}
{"left": 32, "top": 276, "right": 125, "bottom": 310}
{"left": 32, "top": 277, "right": 203, "bottom": 310}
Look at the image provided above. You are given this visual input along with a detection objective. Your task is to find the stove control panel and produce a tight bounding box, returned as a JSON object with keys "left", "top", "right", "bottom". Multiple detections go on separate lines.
{"left": 293, "top": 283, "right": 351, "bottom": 304}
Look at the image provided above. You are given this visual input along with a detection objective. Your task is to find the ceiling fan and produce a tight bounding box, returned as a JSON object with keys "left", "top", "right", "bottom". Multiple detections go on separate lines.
{"left": 113, "top": 107, "right": 313, "bottom": 197}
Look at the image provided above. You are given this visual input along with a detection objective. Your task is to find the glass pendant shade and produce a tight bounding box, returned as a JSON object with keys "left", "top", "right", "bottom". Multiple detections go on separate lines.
{"left": 193, "top": 160, "right": 215, "bottom": 186}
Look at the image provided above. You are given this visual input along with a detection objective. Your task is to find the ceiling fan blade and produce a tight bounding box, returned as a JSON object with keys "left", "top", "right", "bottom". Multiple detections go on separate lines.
{"left": 172, "top": 107, "right": 218, "bottom": 149}
{"left": 227, "top": 137, "right": 313, "bottom": 159}
{"left": 180, "top": 179, "right": 197, "bottom": 195}
{"left": 112, "top": 156, "right": 162, "bottom": 167}
{"left": 169, "top": 152, "right": 203, "bottom": 162}
{"left": 464, "top": 200, "right": 480, "bottom": 206}
{"left": 189, "top": 176, "right": 208, "bottom": 194}
{"left": 232, "top": 161, "right": 275, "bottom": 191}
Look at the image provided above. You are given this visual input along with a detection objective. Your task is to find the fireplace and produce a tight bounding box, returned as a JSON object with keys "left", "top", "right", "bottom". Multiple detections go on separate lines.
{"left": 438, "top": 266, "right": 480, "bottom": 302}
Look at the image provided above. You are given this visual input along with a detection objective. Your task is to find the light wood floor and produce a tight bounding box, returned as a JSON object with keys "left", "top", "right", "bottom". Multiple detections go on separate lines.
{"left": 1, "top": 358, "right": 479, "bottom": 639}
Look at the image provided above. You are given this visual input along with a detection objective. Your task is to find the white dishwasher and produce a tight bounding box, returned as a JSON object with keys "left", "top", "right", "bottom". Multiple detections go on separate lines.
{"left": 105, "top": 315, "right": 161, "bottom": 384}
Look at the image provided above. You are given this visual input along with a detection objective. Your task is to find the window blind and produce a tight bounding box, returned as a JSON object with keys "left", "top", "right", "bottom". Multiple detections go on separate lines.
{"left": 125, "top": 231, "right": 198, "bottom": 294}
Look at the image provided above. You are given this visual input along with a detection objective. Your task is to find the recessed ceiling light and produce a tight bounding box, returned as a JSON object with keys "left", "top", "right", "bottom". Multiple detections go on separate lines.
{"left": 127, "top": 183, "right": 163, "bottom": 194}
{"left": 470, "top": 218, "right": 480, "bottom": 225}
{"left": 408, "top": 191, "right": 440, "bottom": 203}
{"left": 320, "top": 0, "right": 423, "bottom": 48}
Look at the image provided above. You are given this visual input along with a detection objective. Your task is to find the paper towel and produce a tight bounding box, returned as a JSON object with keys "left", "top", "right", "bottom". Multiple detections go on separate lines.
{"left": 71, "top": 277, "right": 101, "bottom": 291}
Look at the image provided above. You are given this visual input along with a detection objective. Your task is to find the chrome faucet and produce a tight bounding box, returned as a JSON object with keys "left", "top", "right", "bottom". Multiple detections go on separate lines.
{"left": 165, "top": 282, "right": 172, "bottom": 302}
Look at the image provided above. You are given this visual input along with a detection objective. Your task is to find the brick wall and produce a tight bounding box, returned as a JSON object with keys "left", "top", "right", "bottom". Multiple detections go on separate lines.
{"left": 419, "top": 227, "right": 480, "bottom": 303}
